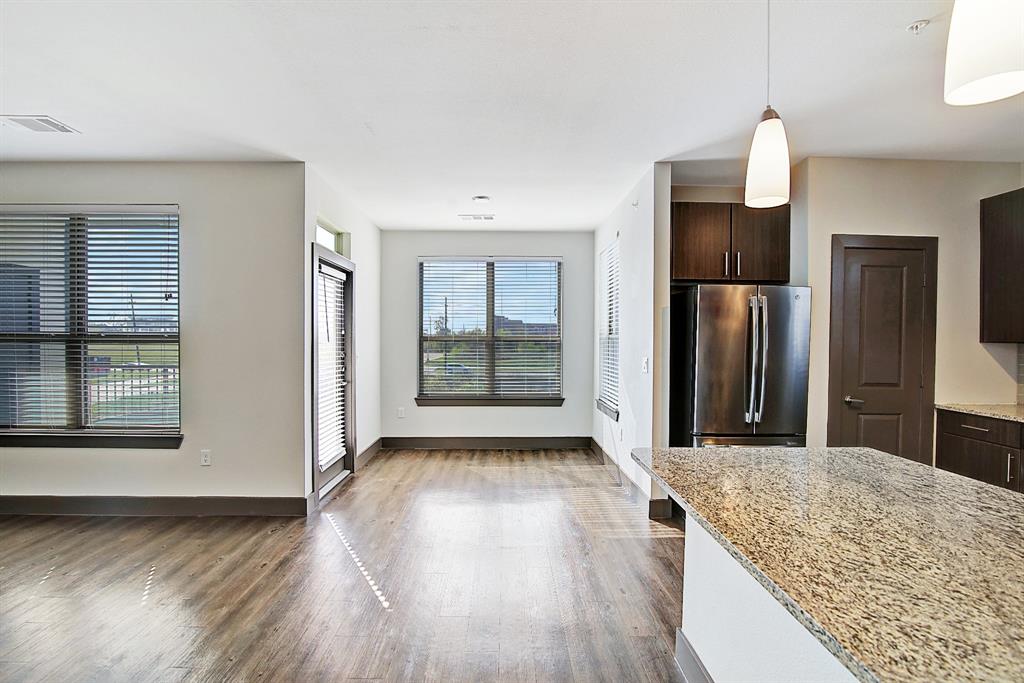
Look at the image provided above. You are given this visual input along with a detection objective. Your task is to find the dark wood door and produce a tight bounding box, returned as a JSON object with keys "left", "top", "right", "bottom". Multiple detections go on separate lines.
{"left": 730, "top": 204, "right": 790, "bottom": 282}
{"left": 827, "top": 235, "right": 938, "bottom": 464}
{"left": 937, "top": 432, "right": 1020, "bottom": 491}
{"left": 980, "top": 187, "right": 1024, "bottom": 342}
{"left": 671, "top": 202, "right": 731, "bottom": 280}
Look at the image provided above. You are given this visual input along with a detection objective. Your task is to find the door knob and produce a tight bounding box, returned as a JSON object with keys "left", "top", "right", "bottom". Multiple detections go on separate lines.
{"left": 843, "top": 395, "right": 865, "bottom": 407}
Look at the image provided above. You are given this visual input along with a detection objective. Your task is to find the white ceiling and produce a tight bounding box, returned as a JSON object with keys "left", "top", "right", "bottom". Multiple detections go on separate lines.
{"left": 1, "top": 1, "right": 1021, "bottom": 230}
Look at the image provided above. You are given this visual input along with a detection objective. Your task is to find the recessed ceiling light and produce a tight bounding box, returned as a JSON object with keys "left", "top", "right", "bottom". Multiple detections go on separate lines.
{"left": 0, "top": 114, "right": 79, "bottom": 133}
{"left": 471, "top": 195, "right": 491, "bottom": 203}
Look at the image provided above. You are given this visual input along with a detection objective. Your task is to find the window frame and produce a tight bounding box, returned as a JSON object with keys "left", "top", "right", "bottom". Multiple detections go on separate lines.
{"left": 415, "top": 256, "right": 565, "bottom": 407}
{"left": 596, "top": 239, "right": 620, "bottom": 422}
{"left": 0, "top": 204, "right": 183, "bottom": 448}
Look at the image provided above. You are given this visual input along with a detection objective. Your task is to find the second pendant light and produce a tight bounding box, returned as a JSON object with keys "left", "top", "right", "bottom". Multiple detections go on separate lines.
{"left": 744, "top": 0, "right": 790, "bottom": 209}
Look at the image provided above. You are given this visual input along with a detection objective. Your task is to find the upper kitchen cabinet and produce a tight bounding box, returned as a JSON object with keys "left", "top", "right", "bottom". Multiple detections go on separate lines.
{"left": 980, "top": 187, "right": 1024, "bottom": 342}
{"left": 731, "top": 204, "right": 790, "bottom": 282}
{"left": 671, "top": 202, "right": 790, "bottom": 283}
{"left": 671, "top": 202, "right": 732, "bottom": 280}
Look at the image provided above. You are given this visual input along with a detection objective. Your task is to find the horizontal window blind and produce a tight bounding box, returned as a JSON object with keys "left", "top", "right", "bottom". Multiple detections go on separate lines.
{"left": 419, "top": 258, "right": 562, "bottom": 399}
{"left": 317, "top": 264, "right": 347, "bottom": 471}
{"left": 0, "top": 209, "right": 179, "bottom": 434}
{"left": 598, "top": 240, "right": 620, "bottom": 415}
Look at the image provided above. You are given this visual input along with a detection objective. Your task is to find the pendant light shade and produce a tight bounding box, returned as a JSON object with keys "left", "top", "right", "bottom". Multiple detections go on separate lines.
{"left": 744, "top": 107, "right": 790, "bottom": 209}
{"left": 944, "top": 0, "right": 1024, "bottom": 106}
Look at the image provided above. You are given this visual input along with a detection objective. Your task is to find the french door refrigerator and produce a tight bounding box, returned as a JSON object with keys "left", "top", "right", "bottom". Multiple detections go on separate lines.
{"left": 670, "top": 284, "right": 811, "bottom": 447}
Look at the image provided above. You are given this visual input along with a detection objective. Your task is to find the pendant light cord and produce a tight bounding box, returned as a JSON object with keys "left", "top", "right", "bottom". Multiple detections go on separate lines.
{"left": 766, "top": 0, "right": 771, "bottom": 108}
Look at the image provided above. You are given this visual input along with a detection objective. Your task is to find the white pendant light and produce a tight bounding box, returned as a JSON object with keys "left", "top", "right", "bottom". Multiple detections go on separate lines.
{"left": 944, "top": 0, "right": 1024, "bottom": 106}
{"left": 745, "top": 0, "right": 790, "bottom": 209}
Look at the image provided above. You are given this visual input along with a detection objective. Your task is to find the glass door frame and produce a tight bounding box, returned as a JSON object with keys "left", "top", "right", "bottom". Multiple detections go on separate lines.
{"left": 311, "top": 244, "right": 356, "bottom": 500}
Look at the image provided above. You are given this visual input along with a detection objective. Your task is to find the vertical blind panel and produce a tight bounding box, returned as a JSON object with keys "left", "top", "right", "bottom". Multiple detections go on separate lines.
{"left": 598, "top": 241, "right": 620, "bottom": 411}
{"left": 0, "top": 211, "right": 180, "bottom": 433}
{"left": 317, "top": 269, "right": 347, "bottom": 471}
{"left": 419, "top": 258, "right": 562, "bottom": 398}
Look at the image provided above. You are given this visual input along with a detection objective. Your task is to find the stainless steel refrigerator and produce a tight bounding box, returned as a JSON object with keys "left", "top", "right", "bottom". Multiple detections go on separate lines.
{"left": 670, "top": 284, "right": 811, "bottom": 447}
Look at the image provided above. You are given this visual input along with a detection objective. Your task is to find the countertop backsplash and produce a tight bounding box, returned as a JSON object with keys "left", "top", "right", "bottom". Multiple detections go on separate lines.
{"left": 1019, "top": 345, "right": 1023, "bottom": 405}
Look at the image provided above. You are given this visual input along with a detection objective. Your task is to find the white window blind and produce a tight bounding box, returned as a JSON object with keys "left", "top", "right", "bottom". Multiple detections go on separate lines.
{"left": 0, "top": 208, "right": 180, "bottom": 435}
{"left": 418, "top": 258, "right": 562, "bottom": 400}
{"left": 316, "top": 263, "right": 347, "bottom": 471}
{"left": 597, "top": 240, "right": 620, "bottom": 419}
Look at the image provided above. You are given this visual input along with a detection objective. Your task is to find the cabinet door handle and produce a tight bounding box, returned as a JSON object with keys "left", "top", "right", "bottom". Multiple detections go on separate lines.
{"left": 736, "top": 251, "right": 742, "bottom": 278}
{"left": 724, "top": 252, "right": 730, "bottom": 278}
{"left": 1008, "top": 453, "right": 1014, "bottom": 484}
{"left": 961, "top": 424, "right": 990, "bottom": 433}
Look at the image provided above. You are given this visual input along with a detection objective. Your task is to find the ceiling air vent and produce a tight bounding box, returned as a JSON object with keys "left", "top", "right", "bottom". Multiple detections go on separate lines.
{"left": 1, "top": 115, "right": 79, "bottom": 133}
{"left": 458, "top": 214, "right": 495, "bottom": 221}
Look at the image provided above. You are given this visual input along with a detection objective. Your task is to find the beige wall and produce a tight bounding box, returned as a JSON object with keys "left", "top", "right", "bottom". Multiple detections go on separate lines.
{"left": 799, "top": 157, "right": 1023, "bottom": 447}
{"left": 670, "top": 185, "right": 743, "bottom": 203}
{"left": 379, "top": 230, "right": 594, "bottom": 438}
{"left": 0, "top": 162, "right": 308, "bottom": 497}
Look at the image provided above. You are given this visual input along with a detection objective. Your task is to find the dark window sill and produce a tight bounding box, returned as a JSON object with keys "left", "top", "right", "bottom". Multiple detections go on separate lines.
{"left": 596, "top": 399, "right": 619, "bottom": 422}
{"left": 415, "top": 397, "right": 565, "bottom": 407}
{"left": 0, "top": 433, "right": 184, "bottom": 449}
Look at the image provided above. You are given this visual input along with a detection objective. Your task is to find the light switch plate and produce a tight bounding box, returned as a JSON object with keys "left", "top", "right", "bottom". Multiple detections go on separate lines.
{"left": 641, "top": 356, "right": 649, "bottom": 374}
{"left": 397, "top": 407, "right": 405, "bottom": 419}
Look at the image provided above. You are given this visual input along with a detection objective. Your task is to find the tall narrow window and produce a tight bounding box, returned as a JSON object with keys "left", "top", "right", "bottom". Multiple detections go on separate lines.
{"left": 418, "top": 257, "right": 563, "bottom": 404}
{"left": 316, "top": 262, "right": 347, "bottom": 471}
{"left": 597, "top": 240, "right": 620, "bottom": 421}
{"left": 0, "top": 207, "right": 180, "bottom": 445}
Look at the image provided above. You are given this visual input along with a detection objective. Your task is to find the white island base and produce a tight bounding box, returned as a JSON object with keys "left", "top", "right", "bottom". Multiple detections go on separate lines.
{"left": 677, "top": 515, "right": 858, "bottom": 683}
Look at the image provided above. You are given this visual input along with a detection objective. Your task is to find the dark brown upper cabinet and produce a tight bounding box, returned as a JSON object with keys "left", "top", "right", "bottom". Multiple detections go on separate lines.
{"left": 671, "top": 202, "right": 790, "bottom": 283}
{"left": 980, "top": 187, "right": 1024, "bottom": 343}
{"left": 671, "top": 202, "right": 732, "bottom": 280}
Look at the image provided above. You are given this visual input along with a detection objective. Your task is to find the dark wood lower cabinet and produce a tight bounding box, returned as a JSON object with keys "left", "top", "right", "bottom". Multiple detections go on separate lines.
{"left": 936, "top": 432, "right": 1020, "bottom": 491}
{"left": 935, "top": 409, "right": 1022, "bottom": 492}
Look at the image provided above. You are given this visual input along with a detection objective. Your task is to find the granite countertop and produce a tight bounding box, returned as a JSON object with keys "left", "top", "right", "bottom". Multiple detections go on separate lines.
{"left": 632, "top": 446, "right": 1024, "bottom": 683}
{"left": 935, "top": 402, "right": 1024, "bottom": 423}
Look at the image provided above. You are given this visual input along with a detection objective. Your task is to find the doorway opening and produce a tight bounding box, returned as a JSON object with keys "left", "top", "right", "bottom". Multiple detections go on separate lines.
{"left": 826, "top": 234, "right": 938, "bottom": 464}
{"left": 313, "top": 244, "right": 356, "bottom": 500}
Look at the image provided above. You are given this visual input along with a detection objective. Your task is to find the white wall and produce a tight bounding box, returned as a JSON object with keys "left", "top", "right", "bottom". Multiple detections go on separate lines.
{"left": 800, "top": 158, "right": 1022, "bottom": 447}
{"left": 303, "top": 166, "right": 382, "bottom": 494}
{"left": 379, "top": 230, "right": 593, "bottom": 438}
{"left": 0, "top": 162, "right": 307, "bottom": 497}
{"left": 593, "top": 169, "right": 656, "bottom": 493}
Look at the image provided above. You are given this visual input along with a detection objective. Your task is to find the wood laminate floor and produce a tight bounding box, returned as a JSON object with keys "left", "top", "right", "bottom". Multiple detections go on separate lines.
{"left": 0, "top": 448, "right": 685, "bottom": 682}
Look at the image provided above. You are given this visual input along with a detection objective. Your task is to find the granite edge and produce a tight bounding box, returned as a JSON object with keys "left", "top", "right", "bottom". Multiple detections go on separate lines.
{"left": 631, "top": 451, "right": 881, "bottom": 683}
{"left": 935, "top": 403, "right": 1024, "bottom": 424}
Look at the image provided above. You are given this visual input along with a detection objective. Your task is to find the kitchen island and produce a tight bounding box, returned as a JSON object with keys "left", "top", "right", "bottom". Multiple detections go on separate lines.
{"left": 632, "top": 446, "right": 1024, "bottom": 683}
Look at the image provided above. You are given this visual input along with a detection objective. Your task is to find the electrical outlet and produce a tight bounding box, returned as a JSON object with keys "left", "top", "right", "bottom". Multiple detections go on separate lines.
{"left": 641, "top": 356, "right": 649, "bottom": 374}
{"left": 200, "top": 449, "right": 212, "bottom": 466}
{"left": 397, "top": 407, "right": 405, "bottom": 419}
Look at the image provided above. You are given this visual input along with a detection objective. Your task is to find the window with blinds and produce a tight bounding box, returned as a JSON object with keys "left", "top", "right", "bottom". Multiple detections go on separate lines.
{"left": 597, "top": 240, "right": 620, "bottom": 420}
{"left": 316, "top": 262, "right": 347, "bottom": 471}
{"left": 0, "top": 207, "right": 180, "bottom": 439}
{"left": 418, "top": 258, "right": 562, "bottom": 402}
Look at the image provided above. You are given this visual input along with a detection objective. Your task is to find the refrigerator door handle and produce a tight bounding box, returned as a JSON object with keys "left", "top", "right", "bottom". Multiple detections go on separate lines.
{"left": 755, "top": 295, "right": 768, "bottom": 423}
{"left": 745, "top": 295, "right": 759, "bottom": 423}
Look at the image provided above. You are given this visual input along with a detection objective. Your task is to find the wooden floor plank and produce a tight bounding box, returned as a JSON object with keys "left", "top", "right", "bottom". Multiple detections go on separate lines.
{"left": 0, "top": 448, "right": 684, "bottom": 681}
